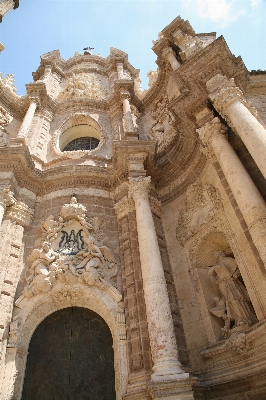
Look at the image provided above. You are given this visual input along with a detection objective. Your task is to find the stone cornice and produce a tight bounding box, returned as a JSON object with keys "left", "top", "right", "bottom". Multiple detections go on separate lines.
{"left": 0, "top": 145, "right": 112, "bottom": 197}
{"left": 111, "top": 140, "right": 156, "bottom": 187}
{"left": 0, "top": 84, "right": 27, "bottom": 119}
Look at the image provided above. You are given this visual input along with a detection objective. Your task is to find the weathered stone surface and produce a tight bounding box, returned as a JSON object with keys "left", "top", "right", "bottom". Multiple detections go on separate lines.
{"left": 0, "top": 14, "right": 266, "bottom": 400}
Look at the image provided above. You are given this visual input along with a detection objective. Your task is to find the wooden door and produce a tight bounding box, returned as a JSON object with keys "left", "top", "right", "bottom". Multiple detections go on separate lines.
{"left": 21, "top": 307, "right": 116, "bottom": 400}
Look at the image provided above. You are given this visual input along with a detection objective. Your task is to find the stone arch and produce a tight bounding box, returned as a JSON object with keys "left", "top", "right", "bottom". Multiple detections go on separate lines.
{"left": 52, "top": 112, "right": 108, "bottom": 159}
{"left": 1, "top": 283, "right": 127, "bottom": 400}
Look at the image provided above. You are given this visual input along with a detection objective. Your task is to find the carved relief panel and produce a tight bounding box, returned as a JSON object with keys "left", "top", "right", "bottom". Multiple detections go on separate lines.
{"left": 22, "top": 197, "right": 118, "bottom": 299}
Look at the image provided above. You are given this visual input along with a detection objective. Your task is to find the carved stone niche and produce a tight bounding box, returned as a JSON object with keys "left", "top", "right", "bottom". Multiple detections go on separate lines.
{"left": 148, "top": 93, "right": 178, "bottom": 154}
{"left": 20, "top": 196, "right": 118, "bottom": 300}
{"left": 190, "top": 230, "right": 257, "bottom": 343}
{"left": 52, "top": 112, "right": 108, "bottom": 160}
{"left": 176, "top": 184, "right": 257, "bottom": 342}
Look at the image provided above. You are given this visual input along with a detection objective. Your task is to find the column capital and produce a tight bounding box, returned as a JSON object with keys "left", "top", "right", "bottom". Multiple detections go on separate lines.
{"left": 120, "top": 89, "right": 131, "bottom": 102}
{"left": 197, "top": 117, "right": 228, "bottom": 148}
{"left": 0, "top": 188, "right": 16, "bottom": 209}
{"left": 128, "top": 176, "right": 151, "bottom": 201}
{"left": 6, "top": 201, "right": 34, "bottom": 228}
{"left": 161, "top": 46, "right": 180, "bottom": 71}
{"left": 206, "top": 74, "right": 258, "bottom": 122}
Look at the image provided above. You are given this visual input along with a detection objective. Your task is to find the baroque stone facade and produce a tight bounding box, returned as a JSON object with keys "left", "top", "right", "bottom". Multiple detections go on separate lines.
{"left": 1, "top": 15, "right": 266, "bottom": 400}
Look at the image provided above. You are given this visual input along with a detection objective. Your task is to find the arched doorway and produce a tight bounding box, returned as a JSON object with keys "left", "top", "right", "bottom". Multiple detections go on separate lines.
{"left": 21, "top": 307, "right": 116, "bottom": 400}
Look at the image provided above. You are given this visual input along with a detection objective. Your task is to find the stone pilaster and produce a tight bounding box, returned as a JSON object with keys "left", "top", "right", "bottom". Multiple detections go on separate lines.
{"left": 197, "top": 117, "right": 266, "bottom": 268}
{"left": 128, "top": 176, "right": 188, "bottom": 383}
{"left": 17, "top": 99, "right": 38, "bottom": 139}
{"left": 114, "top": 193, "right": 152, "bottom": 395}
{"left": 207, "top": 74, "right": 266, "bottom": 180}
{"left": 162, "top": 46, "right": 180, "bottom": 71}
{"left": 0, "top": 201, "right": 34, "bottom": 388}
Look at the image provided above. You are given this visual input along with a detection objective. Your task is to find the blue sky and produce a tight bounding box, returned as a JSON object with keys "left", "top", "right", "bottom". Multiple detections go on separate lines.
{"left": 0, "top": 0, "right": 265, "bottom": 95}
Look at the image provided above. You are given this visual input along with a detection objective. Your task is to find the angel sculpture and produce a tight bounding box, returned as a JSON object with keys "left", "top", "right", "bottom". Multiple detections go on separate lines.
{"left": 24, "top": 242, "right": 59, "bottom": 297}
{"left": 74, "top": 236, "right": 117, "bottom": 288}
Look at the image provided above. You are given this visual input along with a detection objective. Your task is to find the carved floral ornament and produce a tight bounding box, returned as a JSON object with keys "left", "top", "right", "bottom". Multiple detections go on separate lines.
{"left": 176, "top": 184, "right": 222, "bottom": 245}
{"left": 148, "top": 94, "right": 178, "bottom": 153}
{"left": 52, "top": 113, "right": 108, "bottom": 160}
{"left": 19, "top": 197, "right": 119, "bottom": 300}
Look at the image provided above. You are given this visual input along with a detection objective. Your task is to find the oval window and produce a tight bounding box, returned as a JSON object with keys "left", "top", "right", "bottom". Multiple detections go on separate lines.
{"left": 60, "top": 124, "right": 100, "bottom": 152}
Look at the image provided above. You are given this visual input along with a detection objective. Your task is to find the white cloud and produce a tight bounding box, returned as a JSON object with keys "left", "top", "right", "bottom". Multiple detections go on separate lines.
{"left": 182, "top": 0, "right": 245, "bottom": 27}
{"left": 250, "top": 0, "right": 262, "bottom": 8}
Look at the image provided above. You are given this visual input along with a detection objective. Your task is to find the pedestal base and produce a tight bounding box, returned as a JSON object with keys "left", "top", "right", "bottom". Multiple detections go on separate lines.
{"left": 148, "top": 377, "right": 198, "bottom": 400}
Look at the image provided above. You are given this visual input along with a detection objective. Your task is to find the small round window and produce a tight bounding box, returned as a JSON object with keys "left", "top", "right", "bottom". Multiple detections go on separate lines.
{"left": 59, "top": 124, "right": 100, "bottom": 152}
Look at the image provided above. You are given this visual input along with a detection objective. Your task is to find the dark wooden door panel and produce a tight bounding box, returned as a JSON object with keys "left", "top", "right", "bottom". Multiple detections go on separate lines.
{"left": 22, "top": 307, "right": 116, "bottom": 400}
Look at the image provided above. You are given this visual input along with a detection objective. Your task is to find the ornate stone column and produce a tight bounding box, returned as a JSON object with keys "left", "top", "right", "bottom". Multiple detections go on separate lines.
{"left": 207, "top": 74, "right": 266, "bottom": 180}
{"left": 120, "top": 90, "right": 135, "bottom": 134}
{"left": 17, "top": 98, "right": 38, "bottom": 139}
{"left": 128, "top": 176, "right": 189, "bottom": 382}
{"left": 0, "top": 188, "right": 15, "bottom": 225}
{"left": 197, "top": 117, "right": 266, "bottom": 267}
{"left": 162, "top": 46, "right": 180, "bottom": 71}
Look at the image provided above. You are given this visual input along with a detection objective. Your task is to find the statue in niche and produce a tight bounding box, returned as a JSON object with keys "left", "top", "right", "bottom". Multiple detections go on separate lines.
{"left": 22, "top": 197, "right": 117, "bottom": 298}
{"left": 209, "top": 251, "right": 257, "bottom": 337}
{"left": 148, "top": 94, "right": 177, "bottom": 153}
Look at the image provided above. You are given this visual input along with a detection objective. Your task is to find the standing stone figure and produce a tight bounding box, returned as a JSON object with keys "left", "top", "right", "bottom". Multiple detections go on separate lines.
{"left": 209, "top": 251, "right": 257, "bottom": 336}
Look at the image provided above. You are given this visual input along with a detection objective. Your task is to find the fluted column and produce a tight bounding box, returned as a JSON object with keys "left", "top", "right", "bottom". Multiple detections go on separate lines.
{"left": 128, "top": 176, "right": 188, "bottom": 382}
{"left": 120, "top": 90, "right": 135, "bottom": 133}
{"left": 0, "top": 188, "right": 15, "bottom": 225}
{"left": 17, "top": 99, "right": 38, "bottom": 139}
{"left": 162, "top": 46, "right": 180, "bottom": 71}
{"left": 197, "top": 117, "right": 266, "bottom": 266}
{"left": 207, "top": 74, "right": 266, "bottom": 180}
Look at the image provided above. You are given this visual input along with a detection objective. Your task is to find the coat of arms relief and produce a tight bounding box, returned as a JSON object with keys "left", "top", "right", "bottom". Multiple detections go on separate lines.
{"left": 23, "top": 197, "right": 118, "bottom": 298}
